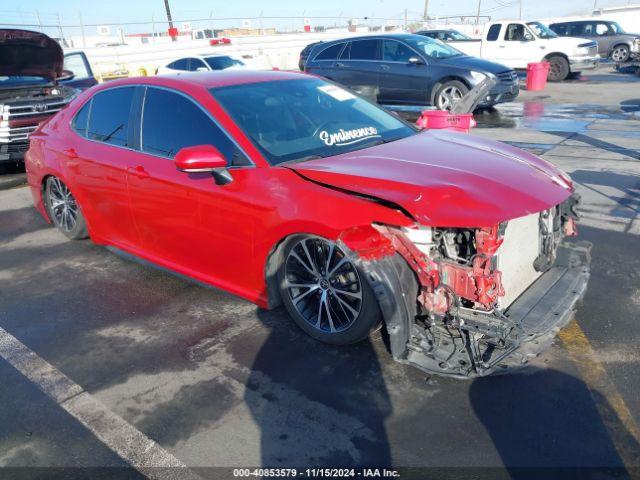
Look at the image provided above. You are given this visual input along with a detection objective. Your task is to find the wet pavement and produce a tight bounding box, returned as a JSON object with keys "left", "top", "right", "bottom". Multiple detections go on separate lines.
{"left": 1, "top": 68, "right": 640, "bottom": 478}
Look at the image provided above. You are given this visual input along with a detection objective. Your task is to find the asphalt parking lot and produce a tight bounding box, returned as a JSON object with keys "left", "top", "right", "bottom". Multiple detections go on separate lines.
{"left": 1, "top": 65, "right": 639, "bottom": 478}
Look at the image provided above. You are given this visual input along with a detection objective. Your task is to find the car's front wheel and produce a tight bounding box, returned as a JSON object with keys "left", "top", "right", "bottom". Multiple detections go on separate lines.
{"left": 610, "top": 44, "right": 630, "bottom": 63}
{"left": 547, "top": 55, "right": 570, "bottom": 81}
{"left": 278, "top": 235, "right": 381, "bottom": 345}
{"left": 44, "top": 176, "right": 88, "bottom": 240}
{"left": 434, "top": 80, "right": 469, "bottom": 111}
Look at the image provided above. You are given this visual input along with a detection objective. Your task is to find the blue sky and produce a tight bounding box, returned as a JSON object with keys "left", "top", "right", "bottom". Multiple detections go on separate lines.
{"left": 3, "top": 0, "right": 631, "bottom": 34}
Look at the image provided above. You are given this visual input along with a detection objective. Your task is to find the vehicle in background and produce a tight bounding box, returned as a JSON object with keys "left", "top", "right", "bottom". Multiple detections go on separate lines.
{"left": 0, "top": 29, "right": 78, "bottom": 164}
{"left": 303, "top": 34, "right": 519, "bottom": 111}
{"left": 61, "top": 51, "right": 98, "bottom": 90}
{"left": 26, "top": 70, "right": 590, "bottom": 378}
{"left": 549, "top": 19, "right": 640, "bottom": 63}
{"left": 299, "top": 41, "right": 322, "bottom": 70}
{"left": 156, "top": 54, "right": 247, "bottom": 75}
{"left": 434, "top": 20, "right": 599, "bottom": 81}
{"left": 415, "top": 29, "right": 474, "bottom": 41}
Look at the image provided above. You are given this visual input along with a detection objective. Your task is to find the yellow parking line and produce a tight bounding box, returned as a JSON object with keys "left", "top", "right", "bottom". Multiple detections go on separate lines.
{"left": 559, "top": 319, "right": 640, "bottom": 467}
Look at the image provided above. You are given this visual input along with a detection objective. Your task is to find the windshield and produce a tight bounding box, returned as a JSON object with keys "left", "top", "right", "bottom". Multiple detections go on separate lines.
{"left": 527, "top": 22, "right": 557, "bottom": 39}
{"left": 449, "top": 31, "right": 472, "bottom": 40}
{"left": 609, "top": 22, "right": 626, "bottom": 34}
{"left": 205, "top": 56, "right": 245, "bottom": 70}
{"left": 403, "top": 36, "right": 463, "bottom": 59}
{"left": 210, "top": 78, "right": 416, "bottom": 165}
{"left": 0, "top": 76, "right": 50, "bottom": 87}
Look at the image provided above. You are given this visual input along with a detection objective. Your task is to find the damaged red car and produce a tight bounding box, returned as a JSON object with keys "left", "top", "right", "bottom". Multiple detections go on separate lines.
{"left": 26, "top": 71, "right": 591, "bottom": 378}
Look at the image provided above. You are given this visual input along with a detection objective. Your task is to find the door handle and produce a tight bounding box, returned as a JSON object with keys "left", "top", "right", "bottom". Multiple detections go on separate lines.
{"left": 63, "top": 148, "right": 78, "bottom": 159}
{"left": 335, "top": 62, "right": 346, "bottom": 67}
{"left": 499, "top": 45, "right": 506, "bottom": 48}
{"left": 129, "top": 165, "right": 150, "bottom": 179}
{"left": 380, "top": 64, "right": 390, "bottom": 70}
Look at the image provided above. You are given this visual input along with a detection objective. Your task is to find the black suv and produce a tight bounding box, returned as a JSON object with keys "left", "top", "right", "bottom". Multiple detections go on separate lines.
{"left": 302, "top": 34, "right": 519, "bottom": 111}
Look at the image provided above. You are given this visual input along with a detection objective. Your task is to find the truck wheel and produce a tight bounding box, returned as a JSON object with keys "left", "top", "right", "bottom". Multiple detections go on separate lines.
{"left": 610, "top": 44, "right": 630, "bottom": 63}
{"left": 44, "top": 176, "right": 89, "bottom": 240}
{"left": 434, "top": 80, "right": 469, "bottom": 111}
{"left": 547, "top": 56, "right": 570, "bottom": 82}
{"left": 278, "top": 235, "right": 381, "bottom": 345}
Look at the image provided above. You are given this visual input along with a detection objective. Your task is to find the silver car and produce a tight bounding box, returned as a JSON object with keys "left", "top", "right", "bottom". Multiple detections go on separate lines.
{"left": 550, "top": 20, "right": 640, "bottom": 63}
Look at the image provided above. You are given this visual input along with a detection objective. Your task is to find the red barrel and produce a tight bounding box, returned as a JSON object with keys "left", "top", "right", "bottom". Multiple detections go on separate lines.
{"left": 416, "top": 110, "right": 476, "bottom": 134}
{"left": 526, "top": 62, "right": 551, "bottom": 91}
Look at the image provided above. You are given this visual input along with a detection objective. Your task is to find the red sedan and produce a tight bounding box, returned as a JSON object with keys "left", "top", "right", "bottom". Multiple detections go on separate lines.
{"left": 26, "top": 71, "right": 590, "bottom": 378}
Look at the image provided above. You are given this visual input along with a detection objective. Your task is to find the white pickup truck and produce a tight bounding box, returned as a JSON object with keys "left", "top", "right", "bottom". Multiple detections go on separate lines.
{"left": 431, "top": 21, "right": 599, "bottom": 81}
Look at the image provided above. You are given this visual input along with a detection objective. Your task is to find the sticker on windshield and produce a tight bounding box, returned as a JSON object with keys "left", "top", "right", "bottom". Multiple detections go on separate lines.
{"left": 318, "top": 85, "right": 356, "bottom": 101}
{"left": 319, "top": 127, "right": 380, "bottom": 146}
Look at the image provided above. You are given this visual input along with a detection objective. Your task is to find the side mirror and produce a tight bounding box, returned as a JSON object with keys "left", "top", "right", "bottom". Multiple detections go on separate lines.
{"left": 174, "top": 145, "right": 233, "bottom": 185}
{"left": 408, "top": 56, "right": 425, "bottom": 65}
{"left": 58, "top": 69, "right": 75, "bottom": 81}
{"left": 523, "top": 32, "right": 534, "bottom": 41}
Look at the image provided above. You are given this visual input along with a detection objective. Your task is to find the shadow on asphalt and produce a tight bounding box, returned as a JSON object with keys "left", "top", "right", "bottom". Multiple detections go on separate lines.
{"left": 244, "top": 308, "right": 392, "bottom": 467}
{"left": 470, "top": 369, "right": 638, "bottom": 478}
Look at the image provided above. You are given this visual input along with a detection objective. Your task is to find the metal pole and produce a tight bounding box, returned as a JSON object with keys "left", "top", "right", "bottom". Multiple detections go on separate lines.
{"left": 35, "top": 10, "right": 43, "bottom": 31}
{"left": 475, "top": 0, "right": 482, "bottom": 25}
{"left": 404, "top": 8, "right": 408, "bottom": 31}
{"left": 152, "top": 13, "right": 156, "bottom": 42}
{"left": 163, "top": 0, "right": 176, "bottom": 41}
{"left": 423, "top": 0, "right": 430, "bottom": 21}
{"left": 593, "top": 0, "right": 598, "bottom": 11}
{"left": 519, "top": 0, "right": 523, "bottom": 19}
{"left": 79, "top": 11, "right": 86, "bottom": 48}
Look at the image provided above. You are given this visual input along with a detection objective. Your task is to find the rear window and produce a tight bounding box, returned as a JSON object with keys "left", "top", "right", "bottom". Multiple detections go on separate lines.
{"left": 486, "top": 24, "right": 501, "bottom": 41}
{"left": 314, "top": 43, "right": 344, "bottom": 61}
{"left": 348, "top": 39, "right": 381, "bottom": 60}
{"left": 87, "top": 87, "right": 135, "bottom": 147}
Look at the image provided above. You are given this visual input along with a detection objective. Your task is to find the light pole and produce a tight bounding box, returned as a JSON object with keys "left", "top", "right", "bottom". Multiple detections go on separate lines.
{"left": 163, "top": 0, "right": 176, "bottom": 42}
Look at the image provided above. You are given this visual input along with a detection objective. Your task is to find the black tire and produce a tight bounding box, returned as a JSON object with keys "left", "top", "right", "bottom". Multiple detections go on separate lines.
{"left": 278, "top": 235, "right": 381, "bottom": 345}
{"left": 547, "top": 55, "right": 570, "bottom": 82}
{"left": 44, "top": 176, "right": 88, "bottom": 240}
{"left": 433, "top": 80, "right": 469, "bottom": 111}
{"left": 610, "top": 44, "right": 630, "bottom": 63}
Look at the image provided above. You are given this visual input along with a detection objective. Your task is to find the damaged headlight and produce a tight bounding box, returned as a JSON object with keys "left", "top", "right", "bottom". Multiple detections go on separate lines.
{"left": 401, "top": 225, "right": 434, "bottom": 255}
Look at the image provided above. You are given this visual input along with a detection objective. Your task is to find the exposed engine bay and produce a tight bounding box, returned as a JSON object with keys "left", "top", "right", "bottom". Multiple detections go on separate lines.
{"left": 339, "top": 192, "right": 591, "bottom": 378}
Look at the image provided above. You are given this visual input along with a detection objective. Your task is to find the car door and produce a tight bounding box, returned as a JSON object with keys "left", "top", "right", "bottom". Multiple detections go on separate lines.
{"left": 306, "top": 42, "right": 346, "bottom": 81}
{"left": 125, "top": 86, "right": 255, "bottom": 283}
{"left": 61, "top": 52, "right": 98, "bottom": 90}
{"left": 334, "top": 39, "right": 381, "bottom": 91}
{"left": 378, "top": 39, "right": 430, "bottom": 105}
{"left": 497, "top": 23, "right": 541, "bottom": 67}
{"left": 594, "top": 22, "right": 615, "bottom": 56}
{"left": 68, "top": 86, "right": 140, "bottom": 247}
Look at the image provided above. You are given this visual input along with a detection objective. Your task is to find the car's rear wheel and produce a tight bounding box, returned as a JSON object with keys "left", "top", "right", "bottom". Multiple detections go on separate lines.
{"left": 434, "top": 80, "right": 469, "bottom": 111}
{"left": 278, "top": 235, "right": 381, "bottom": 345}
{"left": 610, "top": 44, "right": 630, "bottom": 63}
{"left": 547, "top": 55, "right": 570, "bottom": 81}
{"left": 44, "top": 176, "right": 88, "bottom": 240}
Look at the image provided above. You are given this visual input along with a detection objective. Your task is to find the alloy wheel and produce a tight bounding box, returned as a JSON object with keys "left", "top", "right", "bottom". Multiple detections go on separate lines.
{"left": 48, "top": 177, "right": 79, "bottom": 232}
{"left": 437, "top": 86, "right": 463, "bottom": 111}
{"left": 284, "top": 237, "right": 362, "bottom": 333}
{"left": 611, "top": 46, "right": 629, "bottom": 63}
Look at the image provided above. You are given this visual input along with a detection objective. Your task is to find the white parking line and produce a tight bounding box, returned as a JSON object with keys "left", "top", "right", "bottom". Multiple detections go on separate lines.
{"left": 0, "top": 327, "right": 201, "bottom": 480}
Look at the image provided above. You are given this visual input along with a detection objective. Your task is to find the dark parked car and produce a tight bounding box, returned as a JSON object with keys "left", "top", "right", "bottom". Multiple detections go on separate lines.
{"left": 549, "top": 20, "right": 640, "bottom": 63}
{"left": 299, "top": 41, "right": 322, "bottom": 70}
{"left": 303, "top": 34, "right": 519, "bottom": 111}
{"left": 415, "top": 29, "right": 473, "bottom": 41}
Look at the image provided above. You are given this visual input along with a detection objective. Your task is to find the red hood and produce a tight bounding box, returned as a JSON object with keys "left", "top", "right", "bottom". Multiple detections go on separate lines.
{"left": 0, "top": 29, "right": 63, "bottom": 81}
{"left": 288, "top": 131, "right": 573, "bottom": 227}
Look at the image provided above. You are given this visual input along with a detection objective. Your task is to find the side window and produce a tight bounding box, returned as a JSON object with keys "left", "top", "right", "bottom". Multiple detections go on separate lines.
{"left": 189, "top": 58, "right": 206, "bottom": 71}
{"left": 314, "top": 43, "right": 344, "bottom": 61}
{"left": 168, "top": 58, "right": 189, "bottom": 70}
{"left": 382, "top": 40, "right": 415, "bottom": 62}
{"left": 64, "top": 53, "right": 90, "bottom": 79}
{"left": 551, "top": 24, "right": 567, "bottom": 35}
{"left": 348, "top": 39, "right": 381, "bottom": 60}
{"left": 595, "top": 22, "right": 610, "bottom": 36}
{"left": 141, "top": 88, "right": 250, "bottom": 166}
{"left": 87, "top": 87, "right": 135, "bottom": 147}
{"left": 72, "top": 100, "right": 91, "bottom": 136}
{"left": 582, "top": 22, "right": 596, "bottom": 35}
{"left": 486, "top": 24, "right": 501, "bottom": 41}
{"left": 504, "top": 23, "right": 526, "bottom": 41}
{"left": 339, "top": 42, "right": 351, "bottom": 59}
